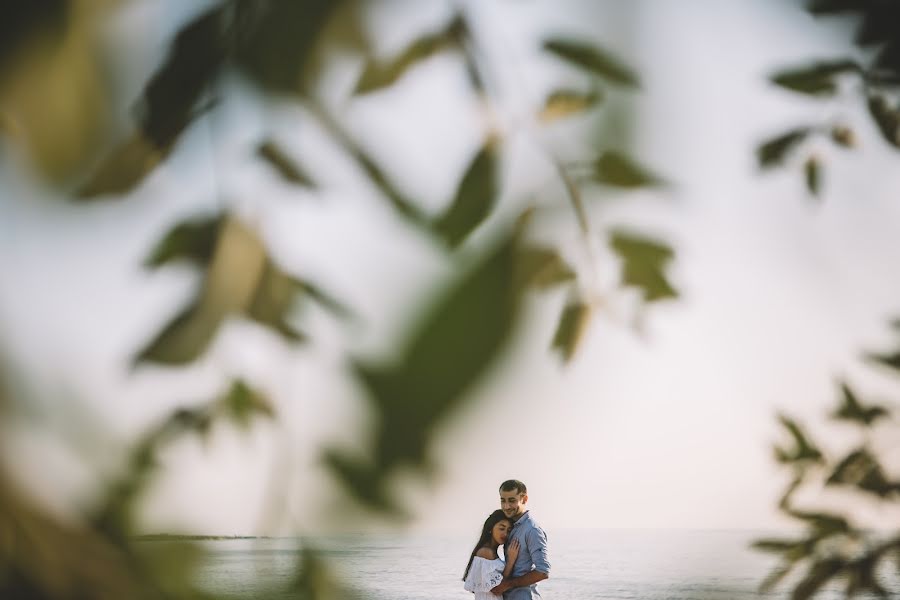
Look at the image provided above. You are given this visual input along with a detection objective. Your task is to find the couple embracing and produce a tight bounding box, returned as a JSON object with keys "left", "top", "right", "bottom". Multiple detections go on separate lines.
{"left": 462, "top": 480, "right": 551, "bottom": 599}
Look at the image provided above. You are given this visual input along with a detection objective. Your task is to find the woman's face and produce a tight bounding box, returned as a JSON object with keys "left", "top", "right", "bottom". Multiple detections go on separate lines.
{"left": 491, "top": 520, "right": 511, "bottom": 546}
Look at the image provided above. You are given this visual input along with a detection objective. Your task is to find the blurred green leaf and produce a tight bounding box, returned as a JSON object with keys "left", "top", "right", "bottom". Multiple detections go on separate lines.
{"left": 246, "top": 261, "right": 310, "bottom": 343}
{"left": 77, "top": 134, "right": 164, "bottom": 199}
{"left": 757, "top": 127, "right": 812, "bottom": 168}
{"left": 516, "top": 246, "right": 576, "bottom": 291}
{"left": 538, "top": 89, "right": 602, "bottom": 123}
{"left": 785, "top": 509, "right": 850, "bottom": 537}
{"left": 830, "top": 125, "right": 856, "bottom": 148}
{"left": 135, "top": 216, "right": 268, "bottom": 366}
{"left": 808, "top": 0, "right": 862, "bottom": 15}
{"left": 355, "top": 16, "right": 462, "bottom": 94}
{"left": 551, "top": 301, "right": 593, "bottom": 362}
{"left": 543, "top": 38, "right": 640, "bottom": 88}
{"left": 0, "top": 1, "right": 69, "bottom": 75}
{"left": 144, "top": 214, "right": 223, "bottom": 269}
{"left": 827, "top": 449, "right": 900, "bottom": 498}
{"left": 137, "top": 7, "right": 227, "bottom": 151}
{"left": 753, "top": 538, "right": 811, "bottom": 560}
{"left": 610, "top": 231, "right": 677, "bottom": 302}
{"left": 804, "top": 155, "right": 821, "bottom": 196}
{"left": 831, "top": 381, "right": 889, "bottom": 426}
{"left": 321, "top": 450, "right": 404, "bottom": 515}
{"left": 434, "top": 138, "right": 499, "bottom": 247}
{"left": 288, "top": 547, "right": 363, "bottom": 600}
{"left": 336, "top": 236, "right": 528, "bottom": 512}
{"left": 78, "top": 6, "right": 227, "bottom": 198}
{"left": 792, "top": 559, "right": 844, "bottom": 600}
{"left": 234, "top": 0, "right": 346, "bottom": 93}
{"left": 223, "top": 379, "right": 275, "bottom": 429}
{"left": 133, "top": 299, "right": 219, "bottom": 366}
{"left": 773, "top": 414, "right": 824, "bottom": 464}
{"left": 845, "top": 554, "right": 890, "bottom": 598}
{"left": 758, "top": 561, "right": 797, "bottom": 594}
{"left": 591, "top": 151, "right": 665, "bottom": 188}
{"left": 867, "top": 95, "right": 900, "bottom": 149}
{"left": 866, "top": 327, "right": 900, "bottom": 372}
{"left": 258, "top": 141, "right": 315, "bottom": 187}
{"left": 769, "top": 59, "right": 860, "bottom": 96}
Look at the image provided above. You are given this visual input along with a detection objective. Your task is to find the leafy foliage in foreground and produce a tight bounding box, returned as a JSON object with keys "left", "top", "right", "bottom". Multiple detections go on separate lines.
{"left": 756, "top": 370, "right": 900, "bottom": 598}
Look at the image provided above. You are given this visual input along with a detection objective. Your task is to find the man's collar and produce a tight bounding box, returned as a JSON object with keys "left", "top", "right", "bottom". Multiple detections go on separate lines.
{"left": 512, "top": 510, "right": 531, "bottom": 526}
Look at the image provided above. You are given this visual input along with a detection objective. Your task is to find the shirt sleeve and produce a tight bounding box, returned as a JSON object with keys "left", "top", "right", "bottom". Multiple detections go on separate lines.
{"left": 525, "top": 526, "right": 551, "bottom": 575}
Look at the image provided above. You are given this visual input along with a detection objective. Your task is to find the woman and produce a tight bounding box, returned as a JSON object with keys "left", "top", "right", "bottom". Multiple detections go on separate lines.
{"left": 462, "top": 510, "right": 520, "bottom": 598}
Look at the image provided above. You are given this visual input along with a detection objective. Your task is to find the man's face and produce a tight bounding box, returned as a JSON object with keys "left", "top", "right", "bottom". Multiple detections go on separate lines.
{"left": 500, "top": 489, "right": 527, "bottom": 519}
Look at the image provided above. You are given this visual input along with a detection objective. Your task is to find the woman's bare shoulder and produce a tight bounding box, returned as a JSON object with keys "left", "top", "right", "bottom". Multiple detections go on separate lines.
{"left": 475, "top": 547, "right": 497, "bottom": 559}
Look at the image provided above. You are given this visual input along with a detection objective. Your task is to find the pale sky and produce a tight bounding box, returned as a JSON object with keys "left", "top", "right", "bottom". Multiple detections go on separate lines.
{"left": 2, "top": 0, "right": 900, "bottom": 537}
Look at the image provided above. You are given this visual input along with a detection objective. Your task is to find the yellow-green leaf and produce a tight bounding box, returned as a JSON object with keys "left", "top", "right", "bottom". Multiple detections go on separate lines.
{"left": 551, "top": 301, "right": 593, "bottom": 362}
{"left": 610, "top": 231, "right": 677, "bottom": 302}
{"left": 592, "top": 151, "right": 665, "bottom": 188}
{"left": 539, "top": 89, "right": 602, "bottom": 123}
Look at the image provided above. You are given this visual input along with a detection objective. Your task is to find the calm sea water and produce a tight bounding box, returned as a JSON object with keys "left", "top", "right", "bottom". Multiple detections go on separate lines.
{"left": 187, "top": 530, "right": 896, "bottom": 599}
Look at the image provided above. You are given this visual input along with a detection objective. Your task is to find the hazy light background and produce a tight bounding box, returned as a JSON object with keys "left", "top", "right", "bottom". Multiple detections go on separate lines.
{"left": 2, "top": 0, "right": 900, "bottom": 537}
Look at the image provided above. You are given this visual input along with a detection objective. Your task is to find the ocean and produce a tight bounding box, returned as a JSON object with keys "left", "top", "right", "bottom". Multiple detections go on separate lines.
{"left": 188, "top": 530, "right": 896, "bottom": 599}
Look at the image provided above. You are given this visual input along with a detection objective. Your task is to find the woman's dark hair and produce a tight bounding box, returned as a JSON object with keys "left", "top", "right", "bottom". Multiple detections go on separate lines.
{"left": 462, "top": 509, "right": 512, "bottom": 581}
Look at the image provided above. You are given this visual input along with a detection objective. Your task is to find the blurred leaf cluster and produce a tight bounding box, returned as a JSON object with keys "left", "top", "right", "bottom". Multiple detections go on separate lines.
{"left": 757, "top": 0, "right": 900, "bottom": 198}
{"left": 756, "top": 372, "right": 900, "bottom": 597}
{"left": 0, "top": 0, "right": 677, "bottom": 597}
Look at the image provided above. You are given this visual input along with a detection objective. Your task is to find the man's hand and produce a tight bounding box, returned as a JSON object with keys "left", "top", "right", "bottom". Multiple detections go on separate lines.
{"left": 490, "top": 579, "right": 512, "bottom": 595}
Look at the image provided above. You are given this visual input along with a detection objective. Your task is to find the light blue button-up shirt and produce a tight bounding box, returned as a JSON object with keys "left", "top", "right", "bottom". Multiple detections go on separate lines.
{"left": 504, "top": 511, "right": 550, "bottom": 600}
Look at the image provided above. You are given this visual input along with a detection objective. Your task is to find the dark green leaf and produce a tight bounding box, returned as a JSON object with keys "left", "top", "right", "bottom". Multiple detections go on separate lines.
{"left": 804, "top": 155, "right": 821, "bottom": 196}
{"left": 222, "top": 380, "right": 274, "bottom": 429}
{"left": 355, "top": 17, "right": 463, "bottom": 94}
{"left": 757, "top": 128, "right": 812, "bottom": 168}
{"left": 827, "top": 449, "right": 900, "bottom": 497}
{"left": 0, "top": 1, "right": 68, "bottom": 74}
{"left": 867, "top": 95, "right": 900, "bottom": 149}
{"left": 758, "top": 561, "right": 797, "bottom": 594}
{"left": 845, "top": 555, "right": 890, "bottom": 598}
{"left": 234, "top": 0, "right": 346, "bottom": 93}
{"left": 792, "top": 559, "right": 844, "bottom": 600}
{"left": 539, "top": 89, "right": 602, "bottom": 122}
{"left": 138, "top": 6, "right": 228, "bottom": 150}
{"left": 591, "top": 151, "right": 665, "bottom": 188}
{"left": 551, "top": 301, "right": 593, "bottom": 362}
{"left": 610, "top": 231, "right": 677, "bottom": 302}
{"left": 258, "top": 141, "right": 315, "bottom": 187}
{"left": 321, "top": 450, "right": 404, "bottom": 515}
{"left": 144, "top": 214, "right": 223, "bottom": 269}
{"left": 808, "top": 0, "right": 862, "bottom": 15}
{"left": 786, "top": 509, "right": 850, "bottom": 536}
{"left": 769, "top": 60, "right": 860, "bottom": 96}
{"left": 543, "top": 38, "right": 640, "bottom": 88}
{"left": 433, "top": 139, "right": 499, "bottom": 247}
{"left": 774, "top": 414, "right": 824, "bottom": 464}
{"left": 866, "top": 343, "right": 900, "bottom": 373}
{"left": 831, "top": 382, "right": 889, "bottom": 426}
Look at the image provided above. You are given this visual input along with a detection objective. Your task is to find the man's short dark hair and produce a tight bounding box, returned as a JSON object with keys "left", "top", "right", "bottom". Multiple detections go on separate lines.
{"left": 499, "top": 479, "right": 527, "bottom": 495}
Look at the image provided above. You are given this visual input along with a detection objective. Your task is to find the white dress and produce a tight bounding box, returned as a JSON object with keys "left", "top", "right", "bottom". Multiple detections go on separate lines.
{"left": 463, "top": 556, "right": 505, "bottom": 599}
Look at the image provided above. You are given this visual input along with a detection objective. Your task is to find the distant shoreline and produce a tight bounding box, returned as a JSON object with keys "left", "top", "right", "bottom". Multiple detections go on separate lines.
{"left": 133, "top": 534, "right": 273, "bottom": 541}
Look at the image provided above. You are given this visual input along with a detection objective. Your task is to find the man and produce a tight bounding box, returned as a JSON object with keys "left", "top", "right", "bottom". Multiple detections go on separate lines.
{"left": 491, "top": 479, "right": 550, "bottom": 599}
